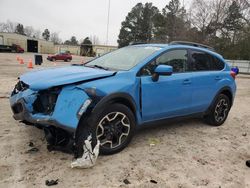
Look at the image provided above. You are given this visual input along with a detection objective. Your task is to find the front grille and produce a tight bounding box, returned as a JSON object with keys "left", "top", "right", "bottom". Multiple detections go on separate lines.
{"left": 12, "top": 103, "right": 23, "bottom": 114}
{"left": 12, "top": 80, "right": 29, "bottom": 96}
{"left": 33, "top": 88, "right": 60, "bottom": 115}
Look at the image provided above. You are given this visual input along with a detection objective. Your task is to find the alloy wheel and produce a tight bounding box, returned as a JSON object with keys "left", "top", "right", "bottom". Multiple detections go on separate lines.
{"left": 96, "top": 112, "right": 130, "bottom": 149}
{"left": 214, "top": 98, "right": 229, "bottom": 123}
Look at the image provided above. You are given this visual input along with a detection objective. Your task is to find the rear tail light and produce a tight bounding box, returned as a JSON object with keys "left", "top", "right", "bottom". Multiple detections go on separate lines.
{"left": 230, "top": 71, "right": 236, "bottom": 79}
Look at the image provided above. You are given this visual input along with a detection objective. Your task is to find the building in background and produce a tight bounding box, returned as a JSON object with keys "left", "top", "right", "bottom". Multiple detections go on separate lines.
{"left": 92, "top": 44, "right": 117, "bottom": 56}
{"left": 54, "top": 44, "right": 80, "bottom": 55}
{"left": 55, "top": 44, "right": 117, "bottom": 56}
{"left": 0, "top": 32, "right": 117, "bottom": 56}
{"left": 0, "top": 32, "right": 54, "bottom": 54}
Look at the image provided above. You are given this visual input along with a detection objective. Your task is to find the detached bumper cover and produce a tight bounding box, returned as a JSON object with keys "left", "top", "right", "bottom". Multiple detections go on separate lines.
{"left": 10, "top": 86, "right": 90, "bottom": 132}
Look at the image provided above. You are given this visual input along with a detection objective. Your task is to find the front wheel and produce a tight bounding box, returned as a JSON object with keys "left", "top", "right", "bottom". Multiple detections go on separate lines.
{"left": 204, "top": 94, "right": 231, "bottom": 126}
{"left": 75, "top": 103, "right": 136, "bottom": 157}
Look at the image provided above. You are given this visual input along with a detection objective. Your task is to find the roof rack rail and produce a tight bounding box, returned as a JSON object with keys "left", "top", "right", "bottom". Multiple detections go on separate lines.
{"left": 169, "top": 41, "right": 215, "bottom": 51}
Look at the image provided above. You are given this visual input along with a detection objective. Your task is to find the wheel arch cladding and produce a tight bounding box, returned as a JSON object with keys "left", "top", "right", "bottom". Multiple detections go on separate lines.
{"left": 94, "top": 92, "right": 137, "bottom": 118}
{"left": 220, "top": 89, "right": 233, "bottom": 104}
{"left": 75, "top": 92, "right": 137, "bottom": 138}
{"left": 207, "top": 86, "right": 233, "bottom": 114}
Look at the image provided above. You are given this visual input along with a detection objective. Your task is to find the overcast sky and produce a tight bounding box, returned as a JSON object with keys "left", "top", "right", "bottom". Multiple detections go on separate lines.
{"left": 0, "top": 0, "right": 191, "bottom": 46}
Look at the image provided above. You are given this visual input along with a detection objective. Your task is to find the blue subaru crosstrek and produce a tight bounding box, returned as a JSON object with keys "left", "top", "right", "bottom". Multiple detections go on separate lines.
{"left": 10, "top": 42, "right": 236, "bottom": 156}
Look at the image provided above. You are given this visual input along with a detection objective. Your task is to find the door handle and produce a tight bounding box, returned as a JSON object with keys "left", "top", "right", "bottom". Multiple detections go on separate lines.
{"left": 183, "top": 79, "right": 191, "bottom": 85}
{"left": 215, "top": 76, "right": 222, "bottom": 80}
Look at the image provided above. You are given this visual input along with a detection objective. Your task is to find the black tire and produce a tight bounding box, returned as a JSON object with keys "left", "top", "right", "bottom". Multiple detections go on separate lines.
{"left": 75, "top": 103, "right": 136, "bottom": 157}
{"left": 204, "top": 94, "right": 231, "bottom": 126}
{"left": 52, "top": 58, "right": 56, "bottom": 62}
{"left": 64, "top": 58, "right": 71, "bottom": 62}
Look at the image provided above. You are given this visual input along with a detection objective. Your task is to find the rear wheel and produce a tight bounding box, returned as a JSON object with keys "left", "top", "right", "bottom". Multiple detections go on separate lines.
{"left": 204, "top": 94, "right": 231, "bottom": 126}
{"left": 75, "top": 103, "right": 136, "bottom": 157}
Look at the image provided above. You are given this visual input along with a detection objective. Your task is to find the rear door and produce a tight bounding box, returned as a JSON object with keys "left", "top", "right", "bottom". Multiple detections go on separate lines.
{"left": 140, "top": 49, "right": 193, "bottom": 122}
{"left": 189, "top": 49, "right": 225, "bottom": 112}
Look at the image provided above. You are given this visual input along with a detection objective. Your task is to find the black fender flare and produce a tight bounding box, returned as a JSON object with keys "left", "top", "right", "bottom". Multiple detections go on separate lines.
{"left": 75, "top": 92, "right": 137, "bottom": 136}
{"left": 205, "top": 86, "right": 233, "bottom": 115}
{"left": 91, "top": 92, "right": 137, "bottom": 116}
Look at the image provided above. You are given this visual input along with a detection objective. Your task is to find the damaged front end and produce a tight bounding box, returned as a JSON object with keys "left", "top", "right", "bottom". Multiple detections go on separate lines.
{"left": 10, "top": 79, "right": 93, "bottom": 154}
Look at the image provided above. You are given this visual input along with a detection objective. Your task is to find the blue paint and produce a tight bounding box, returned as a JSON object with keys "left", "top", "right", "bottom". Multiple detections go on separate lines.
{"left": 10, "top": 44, "right": 237, "bottom": 132}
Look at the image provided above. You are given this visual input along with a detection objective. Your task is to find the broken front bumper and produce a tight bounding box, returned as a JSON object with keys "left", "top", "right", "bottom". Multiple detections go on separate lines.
{"left": 10, "top": 85, "right": 91, "bottom": 132}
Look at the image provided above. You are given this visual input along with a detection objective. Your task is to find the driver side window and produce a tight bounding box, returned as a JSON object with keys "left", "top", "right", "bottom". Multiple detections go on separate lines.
{"left": 141, "top": 49, "right": 188, "bottom": 76}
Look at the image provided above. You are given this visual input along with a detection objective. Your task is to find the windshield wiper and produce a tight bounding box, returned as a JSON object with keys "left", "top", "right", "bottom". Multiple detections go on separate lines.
{"left": 93, "top": 65, "right": 109, "bottom": 70}
{"left": 84, "top": 64, "right": 109, "bottom": 70}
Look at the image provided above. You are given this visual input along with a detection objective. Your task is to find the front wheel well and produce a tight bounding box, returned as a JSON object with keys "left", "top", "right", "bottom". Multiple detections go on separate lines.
{"left": 109, "top": 97, "right": 136, "bottom": 118}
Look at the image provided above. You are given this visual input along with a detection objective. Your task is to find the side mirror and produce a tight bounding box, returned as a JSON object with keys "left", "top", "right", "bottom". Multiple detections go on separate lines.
{"left": 152, "top": 65, "right": 173, "bottom": 82}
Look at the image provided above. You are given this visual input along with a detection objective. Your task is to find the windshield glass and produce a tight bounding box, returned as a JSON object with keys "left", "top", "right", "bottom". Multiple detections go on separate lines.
{"left": 86, "top": 46, "right": 161, "bottom": 70}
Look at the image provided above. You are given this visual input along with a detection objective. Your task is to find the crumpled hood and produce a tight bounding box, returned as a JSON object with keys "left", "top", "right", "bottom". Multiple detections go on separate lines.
{"left": 20, "top": 66, "right": 115, "bottom": 90}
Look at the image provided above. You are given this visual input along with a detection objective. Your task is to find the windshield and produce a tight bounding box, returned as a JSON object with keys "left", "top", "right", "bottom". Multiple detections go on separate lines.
{"left": 86, "top": 46, "right": 161, "bottom": 71}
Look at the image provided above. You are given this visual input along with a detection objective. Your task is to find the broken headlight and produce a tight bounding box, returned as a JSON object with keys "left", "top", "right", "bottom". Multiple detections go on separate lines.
{"left": 12, "top": 79, "right": 29, "bottom": 96}
{"left": 33, "top": 87, "right": 61, "bottom": 115}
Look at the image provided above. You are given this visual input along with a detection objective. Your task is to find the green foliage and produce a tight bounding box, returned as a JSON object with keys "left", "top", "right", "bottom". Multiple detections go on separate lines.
{"left": 117, "top": 3, "right": 159, "bottom": 47}
{"left": 70, "top": 36, "right": 78, "bottom": 45}
{"left": 42, "top": 29, "right": 50, "bottom": 41}
{"left": 80, "top": 37, "right": 95, "bottom": 57}
{"left": 15, "top": 23, "right": 25, "bottom": 35}
{"left": 64, "top": 36, "right": 78, "bottom": 45}
{"left": 117, "top": 0, "right": 250, "bottom": 60}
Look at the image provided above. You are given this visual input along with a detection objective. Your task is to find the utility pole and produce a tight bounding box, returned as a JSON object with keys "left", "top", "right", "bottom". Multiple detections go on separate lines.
{"left": 106, "top": 0, "right": 111, "bottom": 45}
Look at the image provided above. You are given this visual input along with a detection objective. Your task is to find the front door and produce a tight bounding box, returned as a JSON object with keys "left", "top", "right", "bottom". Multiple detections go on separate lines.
{"left": 140, "top": 49, "right": 193, "bottom": 122}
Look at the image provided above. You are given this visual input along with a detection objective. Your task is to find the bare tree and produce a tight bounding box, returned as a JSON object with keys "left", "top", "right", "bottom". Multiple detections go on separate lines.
{"left": 89, "top": 35, "right": 100, "bottom": 45}
{"left": 24, "top": 26, "right": 34, "bottom": 37}
{"left": 50, "top": 32, "right": 62, "bottom": 44}
{"left": 0, "top": 20, "right": 17, "bottom": 32}
{"left": 190, "top": 0, "right": 230, "bottom": 41}
{"left": 33, "top": 30, "right": 41, "bottom": 39}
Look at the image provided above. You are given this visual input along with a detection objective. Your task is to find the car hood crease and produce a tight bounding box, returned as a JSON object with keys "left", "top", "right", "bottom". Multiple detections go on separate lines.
{"left": 20, "top": 66, "right": 115, "bottom": 90}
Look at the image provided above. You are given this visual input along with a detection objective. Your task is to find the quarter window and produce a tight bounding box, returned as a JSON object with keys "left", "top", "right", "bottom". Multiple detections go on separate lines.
{"left": 190, "top": 50, "right": 225, "bottom": 71}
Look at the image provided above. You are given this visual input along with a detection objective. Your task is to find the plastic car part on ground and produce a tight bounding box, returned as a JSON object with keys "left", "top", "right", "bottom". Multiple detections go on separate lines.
{"left": 71, "top": 135, "right": 100, "bottom": 169}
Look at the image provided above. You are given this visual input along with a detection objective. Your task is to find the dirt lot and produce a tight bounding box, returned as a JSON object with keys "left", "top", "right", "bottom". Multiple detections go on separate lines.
{"left": 0, "top": 52, "right": 249, "bottom": 188}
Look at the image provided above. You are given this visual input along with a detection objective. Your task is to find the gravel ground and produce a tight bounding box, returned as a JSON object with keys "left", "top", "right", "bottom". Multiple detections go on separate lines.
{"left": 0, "top": 52, "right": 249, "bottom": 188}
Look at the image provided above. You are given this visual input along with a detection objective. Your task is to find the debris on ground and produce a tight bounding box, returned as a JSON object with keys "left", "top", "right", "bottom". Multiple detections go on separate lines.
{"left": 242, "top": 133, "right": 247, "bottom": 136}
{"left": 193, "top": 156, "right": 208, "bottom": 165}
{"left": 71, "top": 135, "right": 100, "bottom": 169}
{"left": 0, "top": 92, "right": 10, "bottom": 99}
{"left": 25, "top": 147, "right": 39, "bottom": 154}
{"left": 148, "top": 138, "right": 160, "bottom": 146}
{"left": 150, "top": 179, "right": 157, "bottom": 184}
{"left": 45, "top": 179, "right": 59, "bottom": 186}
{"left": 123, "top": 179, "right": 131, "bottom": 184}
{"left": 28, "top": 141, "right": 34, "bottom": 147}
{"left": 246, "top": 160, "right": 250, "bottom": 168}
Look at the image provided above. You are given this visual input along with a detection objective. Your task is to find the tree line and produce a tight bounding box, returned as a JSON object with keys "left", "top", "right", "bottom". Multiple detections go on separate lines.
{"left": 118, "top": 0, "right": 250, "bottom": 60}
{"left": 0, "top": 20, "right": 100, "bottom": 46}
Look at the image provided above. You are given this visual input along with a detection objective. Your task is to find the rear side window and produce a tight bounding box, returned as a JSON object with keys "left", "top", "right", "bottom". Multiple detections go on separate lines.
{"left": 190, "top": 50, "right": 224, "bottom": 71}
{"left": 210, "top": 56, "right": 225, "bottom": 70}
